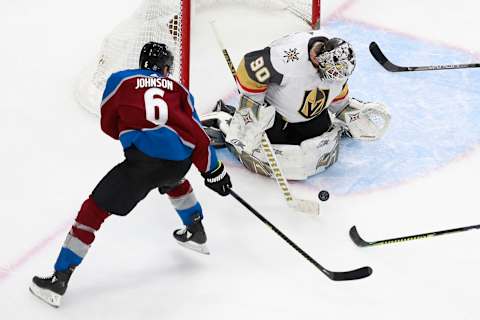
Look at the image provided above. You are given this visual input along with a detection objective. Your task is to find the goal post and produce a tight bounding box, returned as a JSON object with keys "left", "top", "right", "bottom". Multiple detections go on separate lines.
{"left": 75, "top": 0, "right": 321, "bottom": 115}
{"left": 312, "top": 0, "right": 321, "bottom": 29}
{"left": 181, "top": 0, "right": 191, "bottom": 88}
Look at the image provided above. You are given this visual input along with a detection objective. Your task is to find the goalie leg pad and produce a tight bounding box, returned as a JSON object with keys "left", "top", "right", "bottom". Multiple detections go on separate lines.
{"left": 230, "top": 145, "right": 273, "bottom": 177}
{"left": 300, "top": 125, "right": 342, "bottom": 175}
{"left": 235, "top": 126, "right": 342, "bottom": 180}
{"left": 254, "top": 144, "right": 307, "bottom": 180}
{"left": 226, "top": 138, "right": 309, "bottom": 180}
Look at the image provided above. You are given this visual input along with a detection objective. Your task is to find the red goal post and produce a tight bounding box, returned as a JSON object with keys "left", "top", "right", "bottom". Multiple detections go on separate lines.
{"left": 75, "top": 0, "right": 321, "bottom": 115}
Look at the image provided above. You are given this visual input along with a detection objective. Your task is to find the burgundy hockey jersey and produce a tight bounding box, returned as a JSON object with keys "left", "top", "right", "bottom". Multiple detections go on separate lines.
{"left": 100, "top": 69, "right": 218, "bottom": 173}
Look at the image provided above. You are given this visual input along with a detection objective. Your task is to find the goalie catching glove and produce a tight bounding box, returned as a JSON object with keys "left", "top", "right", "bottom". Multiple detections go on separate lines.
{"left": 334, "top": 98, "right": 391, "bottom": 140}
{"left": 202, "top": 161, "right": 232, "bottom": 196}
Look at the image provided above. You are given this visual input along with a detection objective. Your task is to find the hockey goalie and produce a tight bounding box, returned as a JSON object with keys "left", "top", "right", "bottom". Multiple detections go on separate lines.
{"left": 203, "top": 30, "right": 391, "bottom": 180}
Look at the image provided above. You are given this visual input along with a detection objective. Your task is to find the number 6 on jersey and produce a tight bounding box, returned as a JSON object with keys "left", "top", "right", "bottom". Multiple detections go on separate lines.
{"left": 144, "top": 87, "right": 169, "bottom": 125}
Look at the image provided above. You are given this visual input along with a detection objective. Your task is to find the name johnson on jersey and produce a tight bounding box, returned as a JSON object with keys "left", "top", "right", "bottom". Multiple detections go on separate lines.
{"left": 135, "top": 77, "right": 174, "bottom": 90}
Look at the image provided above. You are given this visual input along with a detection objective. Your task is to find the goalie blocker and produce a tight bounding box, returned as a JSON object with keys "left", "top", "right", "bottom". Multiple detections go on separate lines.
{"left": 202, "top": 96, "right": 390, "bottom": 180}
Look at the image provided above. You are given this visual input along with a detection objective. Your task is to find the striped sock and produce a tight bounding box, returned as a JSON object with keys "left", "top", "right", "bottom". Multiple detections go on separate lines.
{"left": 54, "top": 196, "right": 109, "bottom": 272}
{"left": 167, "top": 180, "right": 203, "bottom": 225}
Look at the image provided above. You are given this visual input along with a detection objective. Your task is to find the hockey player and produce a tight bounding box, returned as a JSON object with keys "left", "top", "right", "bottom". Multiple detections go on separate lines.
{"left": 205, "top": 31, "right": 390, "bottom": 180}
{"left": 29, "top": 42, "right": 232, "bottom": 308}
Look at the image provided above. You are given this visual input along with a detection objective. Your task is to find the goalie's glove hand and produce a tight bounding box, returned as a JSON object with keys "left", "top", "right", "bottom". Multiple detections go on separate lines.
{"left": 334, "top": 98, "right": 390, "bottom": 140}
{"left": 202, "top": 161, "right": 232, "bottom": 196}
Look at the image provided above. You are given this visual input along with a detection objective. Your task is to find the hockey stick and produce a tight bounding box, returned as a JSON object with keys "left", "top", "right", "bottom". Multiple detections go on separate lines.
{"left": 369, "top": 41, "right": 480, "bottom": 72}
{"left": 210, "top": 21, "right": 320, "bottom": 215}
{"left": 349, "top": 224, "right": 480, "bottom": 247}
{"left": 230, "top": 190, "right": 372, "bottom": 280}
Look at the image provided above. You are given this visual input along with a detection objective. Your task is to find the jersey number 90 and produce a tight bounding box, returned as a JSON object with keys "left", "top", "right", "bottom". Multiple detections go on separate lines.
{"left": 250, "top": 57, "right": 271, "bottom": 83}
{"left": 144, "top": 88, "right": 169, "bottom": 125}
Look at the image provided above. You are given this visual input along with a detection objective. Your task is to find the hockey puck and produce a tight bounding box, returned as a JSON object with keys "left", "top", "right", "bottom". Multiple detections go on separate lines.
{"left": 318, "top": 190, "right": 330, "bottom": 202}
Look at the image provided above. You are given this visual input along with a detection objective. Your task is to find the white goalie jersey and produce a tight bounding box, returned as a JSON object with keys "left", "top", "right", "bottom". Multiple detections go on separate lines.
{"left": 236, "top": 30, "right": 350, "bottom": 123}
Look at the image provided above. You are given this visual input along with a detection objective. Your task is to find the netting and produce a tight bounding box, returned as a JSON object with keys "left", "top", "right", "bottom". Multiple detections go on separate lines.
{"left": 76, "top": 1, "right": 184, "bottom": 114}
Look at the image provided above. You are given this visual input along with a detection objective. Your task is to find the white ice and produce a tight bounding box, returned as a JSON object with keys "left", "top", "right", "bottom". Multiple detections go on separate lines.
{"left": 1, "top": 0, "right": 479, "bottom": 319}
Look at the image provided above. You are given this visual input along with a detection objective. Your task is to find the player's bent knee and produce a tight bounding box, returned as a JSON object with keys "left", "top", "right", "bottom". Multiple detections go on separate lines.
{"left": 77, "top": 197, "right": 110, "bottom": 229}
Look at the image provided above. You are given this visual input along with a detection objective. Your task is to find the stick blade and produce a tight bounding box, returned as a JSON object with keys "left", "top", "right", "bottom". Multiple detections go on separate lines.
{"left": 369, "top": 42, "right": 406, "bottom": 72}
{"left": 328, "top": 266, "right": 373, "bottom": 281}
{"left": 290, "top": 199, "right": 320, "bottom": 215}
{"left": 369, "top": 42, "right": 387, "bottom": 63}
{"left": 349, "top": 226, "right": 372, "bottom": 247}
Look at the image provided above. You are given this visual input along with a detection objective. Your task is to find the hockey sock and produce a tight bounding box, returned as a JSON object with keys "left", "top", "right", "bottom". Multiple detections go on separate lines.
{"left": 54, "top": 196, "right": 110, "bottom": 272}
{"left": 167, "top": 180, "right": 203, "bottom": 225}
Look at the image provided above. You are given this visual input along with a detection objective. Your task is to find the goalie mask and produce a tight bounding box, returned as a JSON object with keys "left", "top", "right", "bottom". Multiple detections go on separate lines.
{"left": 316, "top": 38, "right": 356, "bottom": 81}
{"left": 139, "top": 42, "right": 174, "bottom": 74}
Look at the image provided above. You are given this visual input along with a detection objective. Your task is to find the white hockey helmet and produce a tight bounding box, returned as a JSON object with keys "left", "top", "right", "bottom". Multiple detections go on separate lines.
{"left": 316, "top": 38, "right": 356, "bottom": 81}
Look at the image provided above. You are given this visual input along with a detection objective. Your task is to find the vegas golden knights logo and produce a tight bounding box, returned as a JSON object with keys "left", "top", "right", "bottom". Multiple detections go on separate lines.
{"left": 298, "top": 89, "right": 330, "bottom": 119}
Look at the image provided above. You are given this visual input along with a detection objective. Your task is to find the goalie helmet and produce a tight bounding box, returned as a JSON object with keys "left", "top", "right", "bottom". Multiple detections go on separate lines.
{"left": 139, "top": 42, "right": 174, "bottom": 74}
{"left": 316, "top": 38, "right": 356, "bottom": 81}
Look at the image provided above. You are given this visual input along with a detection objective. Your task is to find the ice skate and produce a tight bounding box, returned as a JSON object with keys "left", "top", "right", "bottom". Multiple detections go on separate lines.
{"left": 29, "top": 267, "right": 74, "bottom": 308}
{"left": 173, "top": 216, "right": 210, "bottom": 255}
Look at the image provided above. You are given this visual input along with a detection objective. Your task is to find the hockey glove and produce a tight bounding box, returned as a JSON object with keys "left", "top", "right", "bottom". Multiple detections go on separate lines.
{"left": 202, "top": 161, "right": 232, "bottom": 196}
{"left": 226, "top": 104, "right": 275, "bottom": 154}
{"left": 334, "top": 98, "right": 390, "bottom": 140}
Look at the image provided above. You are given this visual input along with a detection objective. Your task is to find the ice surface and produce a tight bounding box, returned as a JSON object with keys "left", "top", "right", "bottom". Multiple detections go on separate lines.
{"left": 1, "top": 0, "right": 479, "bottom": 319}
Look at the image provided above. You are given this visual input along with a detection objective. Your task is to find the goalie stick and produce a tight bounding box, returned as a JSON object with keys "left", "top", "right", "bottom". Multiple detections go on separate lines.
{"left": 369, "top": 41, "right": 480, "bottom": 72}
{"left": 349, "top": 224, "right": 480, "bottom": 247}
{"left": 210, "top": 20, "right": 320, "bottom": 215}
{"left": 231, "top": 190, "right": 372, "bottom": 281}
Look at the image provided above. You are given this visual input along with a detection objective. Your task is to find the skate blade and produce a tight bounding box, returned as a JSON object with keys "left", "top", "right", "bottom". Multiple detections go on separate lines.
{"left": 176, "top": 240, "right": 210, "bottom": 255}
{"left": 29, "top": 282, "right": 62, "bottom": 308}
